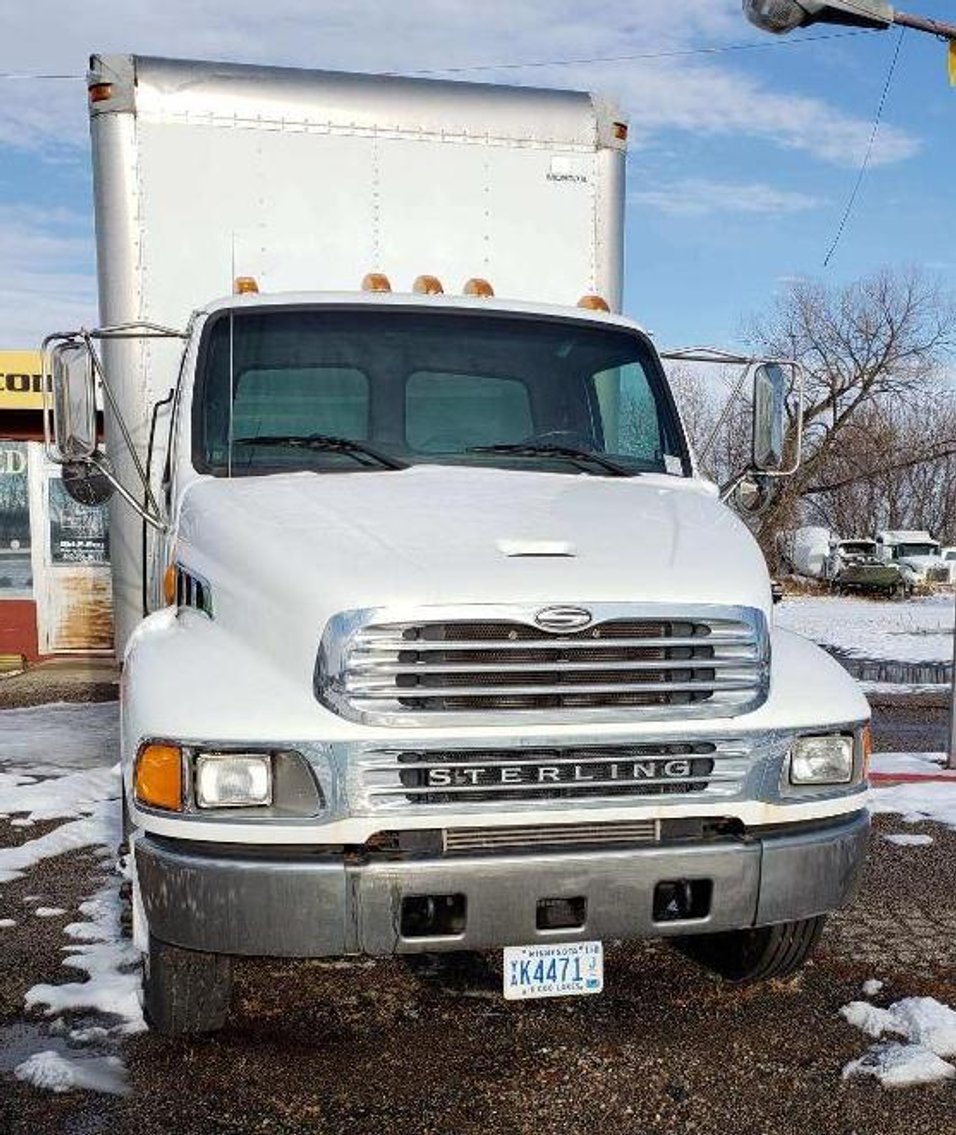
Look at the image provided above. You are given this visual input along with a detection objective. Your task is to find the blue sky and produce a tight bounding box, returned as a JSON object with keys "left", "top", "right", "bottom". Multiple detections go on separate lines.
{"left": 0, "top": 0, "right": 953, "bottom": 349}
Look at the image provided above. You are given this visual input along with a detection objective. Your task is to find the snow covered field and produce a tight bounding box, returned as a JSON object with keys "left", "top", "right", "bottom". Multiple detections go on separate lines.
{"left": 775, "top": 593, "right": 954, "bottom": 665}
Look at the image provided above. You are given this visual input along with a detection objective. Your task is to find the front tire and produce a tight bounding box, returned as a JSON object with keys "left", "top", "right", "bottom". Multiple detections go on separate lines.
{"left": 674, "top": 915, "right": 826, "bottom": 984}
{"left": 144, "top": 933, "right": 233, "bottom": 1034}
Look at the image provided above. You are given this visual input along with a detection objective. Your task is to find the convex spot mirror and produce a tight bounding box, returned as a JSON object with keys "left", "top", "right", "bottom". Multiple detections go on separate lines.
{"left": 752, "top": 362, "right": 786, "bottom": 472}
{"left": 62, "top": 460, "right": 115, "bottom": 507}
{"left": 51, "top": 341, "right": 96, "bottom": 462}
{"left": 731, "top": 472, "right": 775, "bottom": 516}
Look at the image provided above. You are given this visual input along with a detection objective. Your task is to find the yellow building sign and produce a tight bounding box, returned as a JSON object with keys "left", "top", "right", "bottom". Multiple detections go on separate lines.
{"left": 0, "top": 350, "right": 46, "bottom": 410}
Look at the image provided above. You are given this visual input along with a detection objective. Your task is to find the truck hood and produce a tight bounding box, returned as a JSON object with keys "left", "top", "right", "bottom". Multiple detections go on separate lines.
{"left": 176, "top": 465, "right": 771, "bottom": 680}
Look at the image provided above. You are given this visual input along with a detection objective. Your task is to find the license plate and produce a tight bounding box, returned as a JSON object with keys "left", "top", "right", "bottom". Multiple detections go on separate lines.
{"left": 503, "top": 941, "right": 603, "bottom": 1001}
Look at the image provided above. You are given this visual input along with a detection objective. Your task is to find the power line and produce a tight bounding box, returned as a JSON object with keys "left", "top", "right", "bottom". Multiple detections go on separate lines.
{"left": 0, "top": 29, "right": 881, "bottom": 82}
{"left": 0, "top": 73, "right": 81, "bottom": 80}
{"left": 823, "top": 27, "right": 906, "bottom": 268}
{"left": 397, "top": 29, "right": 881, "bottom": 75}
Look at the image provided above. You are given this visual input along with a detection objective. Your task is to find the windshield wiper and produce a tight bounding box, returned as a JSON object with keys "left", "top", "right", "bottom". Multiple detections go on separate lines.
{"left": 233, "top": 434, "right": 408, "bottom": 471}
{"left": 467, "top": 443, "right": 637, "bottom": 478}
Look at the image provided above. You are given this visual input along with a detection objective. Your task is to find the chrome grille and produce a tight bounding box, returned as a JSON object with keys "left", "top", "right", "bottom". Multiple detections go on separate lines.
{"left": 443, "top": 820, "right": 660, "bottom": 853}
{"left": 357, "top": 740, "right": 752, "bottom": 809}
{"left": 318, "top": 606, "right": 768, "bottom": 725}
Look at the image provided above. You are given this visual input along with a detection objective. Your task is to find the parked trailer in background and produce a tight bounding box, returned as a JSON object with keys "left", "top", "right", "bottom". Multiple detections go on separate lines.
{"left": 43, "top": 56, "right": 870, "bottom": 1034}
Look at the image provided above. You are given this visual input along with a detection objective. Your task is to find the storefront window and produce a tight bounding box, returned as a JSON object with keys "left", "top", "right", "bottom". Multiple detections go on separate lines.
{"left": 49, "top": 477, "right": 110, "bottom": 565}
{"left": 0, "top": 442, "right": 32, "bottom": 595}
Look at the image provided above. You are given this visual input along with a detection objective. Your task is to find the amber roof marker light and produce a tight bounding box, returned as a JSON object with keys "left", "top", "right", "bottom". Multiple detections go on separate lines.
{"left": 88, "top": 82, "right": 114, "bottom": 104}
{"left": 577, "top": 294, "right": 611, "bottom": 312}
{"left": 234, "top": 276, "right": 259, "bottom": 295}
{"left": 362, "top": 272, "right": 392, "bottom": 292}
{"left": 412, "top": 275, "right": 444, "bottom": 295}
{"left": 463, "top": 278, "right": 495, "bottom": 297}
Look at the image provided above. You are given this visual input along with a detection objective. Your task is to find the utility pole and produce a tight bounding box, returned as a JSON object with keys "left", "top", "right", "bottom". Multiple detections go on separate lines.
{"left": 744, "top": 0, "right": 956, "bottom": 767}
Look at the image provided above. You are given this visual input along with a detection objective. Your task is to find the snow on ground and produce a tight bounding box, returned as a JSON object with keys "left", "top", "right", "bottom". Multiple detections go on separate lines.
{"left": 868, "top": 753, "right": 956, "bottom": 833}
{"left": 883, "top": 834, "right": 934, "bottom": 847}
{"left": 841, "top": 995, "right": 956, "bottom": 1088}
{"left": 14, "top": 1049, "right": 129, "bottom": 1096}
{"left": 870, "top": 780, "right": 956, "bottom": 832}
{"left": 871, "top": 752, "right": 951, "bottom": 777}
{"left": 776, "top": 594, "right": 953, "bottom": 664}
{"left": 0, "top": 701, "right": 142, "bottom": 1095}
{"left": 842, "top": 1043, "right": 955, "bottom": 1088}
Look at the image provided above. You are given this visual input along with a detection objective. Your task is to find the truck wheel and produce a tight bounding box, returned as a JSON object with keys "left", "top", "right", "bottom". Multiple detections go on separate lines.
{"left": 673, "top": 915, "right": 826, "bottom": 984}
{"left": 144, "top": 933, "right": 233, "bottom": 1034}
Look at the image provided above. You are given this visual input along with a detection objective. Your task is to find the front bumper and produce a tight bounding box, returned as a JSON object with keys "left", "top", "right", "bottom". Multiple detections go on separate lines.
{"left": 135, "top": 810, "right": 869, "bottom": 957}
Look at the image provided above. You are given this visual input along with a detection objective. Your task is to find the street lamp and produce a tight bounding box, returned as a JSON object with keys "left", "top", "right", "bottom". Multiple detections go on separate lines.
{"left": 744, "top": 0, "right": 956, "bottom": 39}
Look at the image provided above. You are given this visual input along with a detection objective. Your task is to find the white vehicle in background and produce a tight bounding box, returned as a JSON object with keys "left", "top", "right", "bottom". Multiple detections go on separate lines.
{"left": 777, "top": 526, "right": 831, "bottom": 580}
{"left": 875, "top": 530, "right": 949, "bottom": 587}
{"left": 825, "top": 538, "right": 907, "bottom": 597}
{"left": 42, "top": 55, "right": 870, "bottom": 1035}
{"left": 942, "top": 547, "right": 956, "bottom": 584}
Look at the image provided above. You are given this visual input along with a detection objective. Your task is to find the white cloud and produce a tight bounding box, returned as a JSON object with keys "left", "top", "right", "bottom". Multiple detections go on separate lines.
{"left": 0, "top": 206, "right": 95, "bottom": 347}
{"left": 0, "top": 0, "right": 917, "bottom": 170}
{"left": 631, "top": 177, "right": 820, "bottom": 217}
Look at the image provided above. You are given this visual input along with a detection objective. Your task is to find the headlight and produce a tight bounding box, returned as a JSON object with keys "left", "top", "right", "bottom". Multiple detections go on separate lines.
{"left": 195, "top": 753, "right": 272, "bottom": 808}
{"left": 789, "top": 735, "right": 854, "bottom": 786}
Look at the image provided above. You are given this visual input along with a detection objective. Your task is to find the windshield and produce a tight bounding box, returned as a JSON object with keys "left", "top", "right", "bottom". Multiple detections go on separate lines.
{"left": 841, "top": 542, "right": 875, "bottom": 556}
{"left": 895, "top": 543, "right": 939, "bottom": 558}
{"left": 193, "top": 307, "right": 687, "bottom": 478}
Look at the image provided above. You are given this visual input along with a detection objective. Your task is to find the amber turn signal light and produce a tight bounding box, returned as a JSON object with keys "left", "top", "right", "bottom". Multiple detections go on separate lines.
{"left": 162, "top": 564, "right": 177, "bottom": 606}
{"left": 860, "top": 724, "right": 873, "bottom": 778}
{"left": 135, "top": 744, "right": 184, "bottom": 812}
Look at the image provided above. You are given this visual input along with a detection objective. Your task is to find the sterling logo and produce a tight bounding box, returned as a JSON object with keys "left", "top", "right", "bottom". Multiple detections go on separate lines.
{"left": 534, "top": 605, "right": 593, "bottom": 632}
{"left": 425, "top": 759, "right": 697, "bottom": 788}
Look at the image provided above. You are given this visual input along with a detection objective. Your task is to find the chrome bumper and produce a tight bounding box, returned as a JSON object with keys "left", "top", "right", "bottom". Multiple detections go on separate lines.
{"left": 135, "top": 811, "right": 869, "bottom": 958}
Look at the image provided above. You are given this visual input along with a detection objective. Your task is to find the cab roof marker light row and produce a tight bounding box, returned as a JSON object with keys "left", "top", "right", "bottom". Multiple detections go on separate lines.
{"left": 234, "top": 276, "right": 259, "bottom": 295}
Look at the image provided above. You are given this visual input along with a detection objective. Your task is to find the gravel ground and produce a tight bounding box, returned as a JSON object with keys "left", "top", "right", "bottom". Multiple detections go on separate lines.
{"left": 1, "top": 696, "right": 954, "bottom": 1134}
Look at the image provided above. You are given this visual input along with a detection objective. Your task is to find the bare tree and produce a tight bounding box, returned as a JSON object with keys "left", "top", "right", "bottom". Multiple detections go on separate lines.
{"left": 743, "top": 268, "right": 956, "bottom": 560}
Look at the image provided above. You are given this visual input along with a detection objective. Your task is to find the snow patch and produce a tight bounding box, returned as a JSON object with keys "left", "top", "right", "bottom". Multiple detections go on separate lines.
{"left": 0, "top": 918, "right": 16, "bottom": 928}
{"left": 863, "top": 980, "right": 884, "bottom": 997}
{"left": 25, "top": 875, "right": 145, "bottom": 1035}
{"left": 883, "top": 834, "right": 934, "bottom": 847}
{"left": 841, "top": 995, "right": 956, "bottom": 1089}
{"left": 34, "top": 907, "right": 67, "bottom": 918}
{"left": 870, "top": 780, "right": 956, "bottom": 833}
{"left": 14, "top": 1049, "right": 129, "bottom": 1096}
{"left": 843, "top": 1042, "right": 955, "bottom": 1088}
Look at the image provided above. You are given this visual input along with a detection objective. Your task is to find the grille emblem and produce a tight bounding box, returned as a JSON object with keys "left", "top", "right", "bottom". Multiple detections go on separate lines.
{"left": 534, "top": 605, "right": 593, "bottom": 632}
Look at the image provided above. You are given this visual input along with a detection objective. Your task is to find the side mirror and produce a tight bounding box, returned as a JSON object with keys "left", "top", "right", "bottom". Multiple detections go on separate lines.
{"left": 752, "top": 362, "right": 786, "bottom": 472}
{"left": 50, "top": 341, "right": 96, "bottom": 462}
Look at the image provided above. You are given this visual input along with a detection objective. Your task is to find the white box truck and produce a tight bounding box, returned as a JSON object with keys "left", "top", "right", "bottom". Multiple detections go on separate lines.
{"left": 44, "top": 55, "right": 870, "bottom": 1033}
